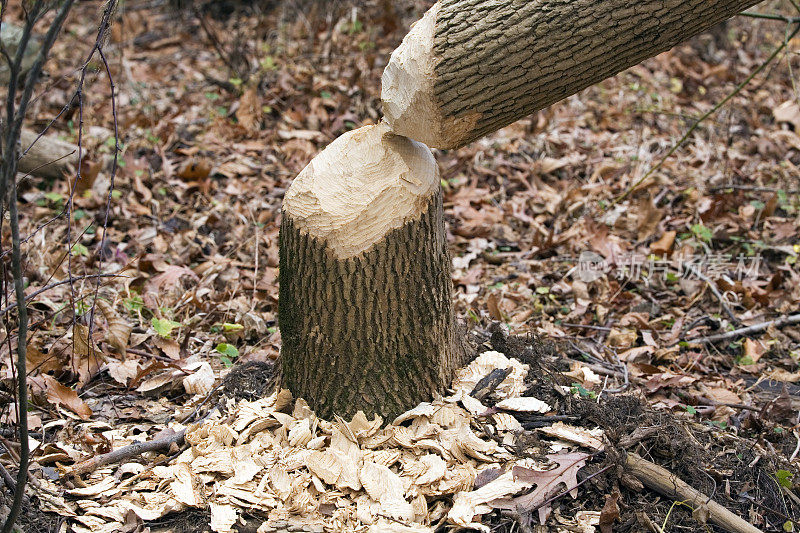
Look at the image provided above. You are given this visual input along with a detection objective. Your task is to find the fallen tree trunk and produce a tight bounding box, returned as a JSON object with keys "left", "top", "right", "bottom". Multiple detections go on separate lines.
{"left": 18, "top": 128, "right": 79, "bottom": 179}
{"left": 382, "top": 0, "right": 762, "bottom": 149}
{"left": 279, "top": 123, "right": 465, "bottom": 420}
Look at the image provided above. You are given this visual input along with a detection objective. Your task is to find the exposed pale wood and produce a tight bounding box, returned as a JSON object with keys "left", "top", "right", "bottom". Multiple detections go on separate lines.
{"left": 17, "top": 128, "right": 79, "bottom": 179}
{"left": 625, "top": 452, "right": 764, "bottom": 533}
{"left": 282, "top": 122, "right": 438, "bottom": 259}
{"left": 279, "top": 124, "right": 464, "bottom": 419}
{"left": 382, "top": 0, "right": 762, "bottom": 149}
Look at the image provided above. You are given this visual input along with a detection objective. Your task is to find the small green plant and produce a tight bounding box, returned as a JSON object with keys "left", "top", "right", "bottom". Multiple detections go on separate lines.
{"left": 70, "top": 243, "right": 89, "bottom": 257}
{"left": 260, "top": 56, "right": 277, "bottom": 71}
{"left": 44, "top": 191, "right": 64, "bottom": 206}
{"left": 345, "top": 18, "right": 363, "bottom": 35}
{"left": 690, "top": 223, "right": 713, "bottom": 244}
{"left": 776, "top": 469, "right": 794, "bottom": 489}
{"left": 571, "top": 383, "right": 597, "bottom": 399}
{"left": 152, "top": 317, "right": 181, "bottom": 338}
{"left": 123, "top": 294, "right": 144, "bottom": 313}
{"left": 683, "top": 405, "right": 698, "bottom": 415}
{"left": 215, "top": 343, "right": 239, "bottom": 367}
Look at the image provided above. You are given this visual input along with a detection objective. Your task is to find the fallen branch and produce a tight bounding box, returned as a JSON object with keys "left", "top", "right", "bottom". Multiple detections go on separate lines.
{"left": 625, "top": 452, "right": 764, "bottom": 533}
{"left": 688, "top": 313, "right": 800, "bottom": 344}
{"left": 65, "top": 429, "right": 186, "bottom": 477}
{"left": 17, "top": 128, "right": 79, "bottom": 179}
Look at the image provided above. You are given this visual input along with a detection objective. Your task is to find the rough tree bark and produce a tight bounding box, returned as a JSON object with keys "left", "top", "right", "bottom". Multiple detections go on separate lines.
{"left": 279, "top": 123, "right": 464, "bottom": 420}
{"left": 381, "top": 0, "right": 762, "bottom": 149}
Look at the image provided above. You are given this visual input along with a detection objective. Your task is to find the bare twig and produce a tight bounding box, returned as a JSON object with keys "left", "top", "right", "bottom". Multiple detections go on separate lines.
{"left": 0, "top": 2, "right": 77, "bottom": 531}
{"left": 740, "top": 11, "right": 800, "bottom": 22}
{"left": 614, "top": 22, "right": 800, "bottom": 204}
{"left": 683, "top": 263, "right": 740, "bottom": 325}
{"left": 0, "top": 2, "right": 77, "bottom": 532}
{"left": 0, "top": 273, "right": 124, "bottom": 316}
{"left": 66, "top": 429, "right": 187, "bottom": 477}
{"left": 688, "top": 313, "right": 800, "bottom": 344}
{"left": 709, "top": 184, "right": 800, "bottom": 194}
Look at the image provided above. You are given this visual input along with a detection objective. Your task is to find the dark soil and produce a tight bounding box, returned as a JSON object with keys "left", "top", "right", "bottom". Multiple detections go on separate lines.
{"left": 487, "top": 328, "right": 800, "bottom": 533}
{"left": 0, "top": 484, "right": 64, "bottom": 533}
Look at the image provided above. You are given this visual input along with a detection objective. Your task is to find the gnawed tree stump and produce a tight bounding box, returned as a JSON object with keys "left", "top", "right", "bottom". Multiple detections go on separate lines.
{"left": 279, "top": 123, "right": 464, "bottom": 420}
{"left": 381, "top": 0, "right": 762, "bottom": 149}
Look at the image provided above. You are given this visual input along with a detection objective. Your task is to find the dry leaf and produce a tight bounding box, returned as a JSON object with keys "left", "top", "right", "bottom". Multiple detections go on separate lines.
{"left": 495, "top": 397, "right": 550, "bottom": 413}
{"left": 599, "top": 491, "right": 620, "bottom": 533}
{"left": 742, "top": 338, "right": 766, "bottom": 364}
{"left": 95, "top": 299, "right": 132, "bottom": 355}
{"left": 607, "top": 328, "right": 636, "bottom": 349}
{"left": 177, "top": 157, "right": 212, "bottom": 180}
{"left": 183, "top": 361, "right": 215, "bottom": 395}
{"left": 651, "top": 230, "right": 676, "bottom": 255}
{"left": 42, "top": 375, "right": 92, "bottom": 420}
{"left": 492, "top": 452, "right": 590, "bottom": 523}
{"left": 774, "top": 100, "right": 800, "bottom": 131}
{"left": 107, "top": 359, "right": 141, "bottom": 386}
{"left": 236, "top": 86, "right": 262, "bottom": 131}
{"left": 209, "top": 503, "right": 238, "bottom": 533}
{"left": 359, "top": 462, "right": 414, "bottom": 520}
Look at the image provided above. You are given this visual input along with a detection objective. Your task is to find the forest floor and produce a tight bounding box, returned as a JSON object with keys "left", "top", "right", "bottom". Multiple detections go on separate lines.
{"left": 2, "top": 0, "right": 800, "bottom": 532}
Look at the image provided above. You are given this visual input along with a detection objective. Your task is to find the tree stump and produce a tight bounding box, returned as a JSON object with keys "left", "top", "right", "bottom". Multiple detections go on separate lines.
{"left": 279, "top": 123, "right": 464, "bottom": 420}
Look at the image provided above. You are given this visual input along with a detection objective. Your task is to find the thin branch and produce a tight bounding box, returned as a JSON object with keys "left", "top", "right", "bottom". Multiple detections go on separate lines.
{"left": 614, "top": 22, "right": 800, "bottom": 205}
{"left": 708, "top": 184, "right": 800, "bottom": 194}
{"left": 683, "top": 263, "right": 740, "bottom": 326}
{"left": 740, "top": 12, "right": 800, "bottom": 22}
{"left": 86, "top": 2, "right": 120, "bottom": 368}
{"left": 0, "top": 274, "right": 125, "bottom": 316}
{"left": 0, "top": 2, "right": 76, "bottom": 532}
{"left": 66, "top": 429, "right": 187, "bottom": 477}
{"left": 687, "top": 313, "right": 800, "bottom": 344}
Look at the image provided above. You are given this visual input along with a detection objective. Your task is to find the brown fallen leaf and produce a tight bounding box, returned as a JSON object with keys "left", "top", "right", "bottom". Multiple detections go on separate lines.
{"left": 650, "top": 230, "right": 676, "bottom": 255}
{"left": 95, "top": 299, "right": 132, "bottom": 356}
{"left": 42, "top": 375, "right": 92, "bottom": 420}
{"left": 636, "top": 198, "right": 663, "bottom": 241}
{"left": 599, "top": 491, "right": 620, "bottom": 533}
{"left": 177, "top": 157, "right": 212, "bottom": 180}
{"left": 742, "top": 338, "right": 766, "bottom": 364}
{"left": 491, "top": 451, "right": 590, "bottom": 523}
{"left": 607, "top": 328, "right": 636, "bottom": 349}
{"left": 235, "top": 85, "right": 262, "bottom": 132}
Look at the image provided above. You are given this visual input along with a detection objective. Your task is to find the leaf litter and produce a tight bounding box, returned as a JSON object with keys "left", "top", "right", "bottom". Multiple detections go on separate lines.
{"left": 1, "top": 0, "right": 800, "bottom": 531}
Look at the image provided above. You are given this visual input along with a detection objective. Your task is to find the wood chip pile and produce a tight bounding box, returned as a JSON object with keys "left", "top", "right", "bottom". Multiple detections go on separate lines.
{"left": 42, "top": 351, "right": 606, "bottom": 533}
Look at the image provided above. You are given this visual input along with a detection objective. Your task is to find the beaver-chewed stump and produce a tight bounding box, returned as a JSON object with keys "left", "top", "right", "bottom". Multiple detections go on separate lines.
{"left": 279, "top": 122, "right": 464, "bottom": 420}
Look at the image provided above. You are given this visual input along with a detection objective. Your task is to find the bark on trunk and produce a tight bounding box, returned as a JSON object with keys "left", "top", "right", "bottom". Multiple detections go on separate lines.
{"left": 381, "top": 0, "right": 762, "bottom": 149}
{"left": 279, "top": 123, "right": 464, "bottom": 420}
